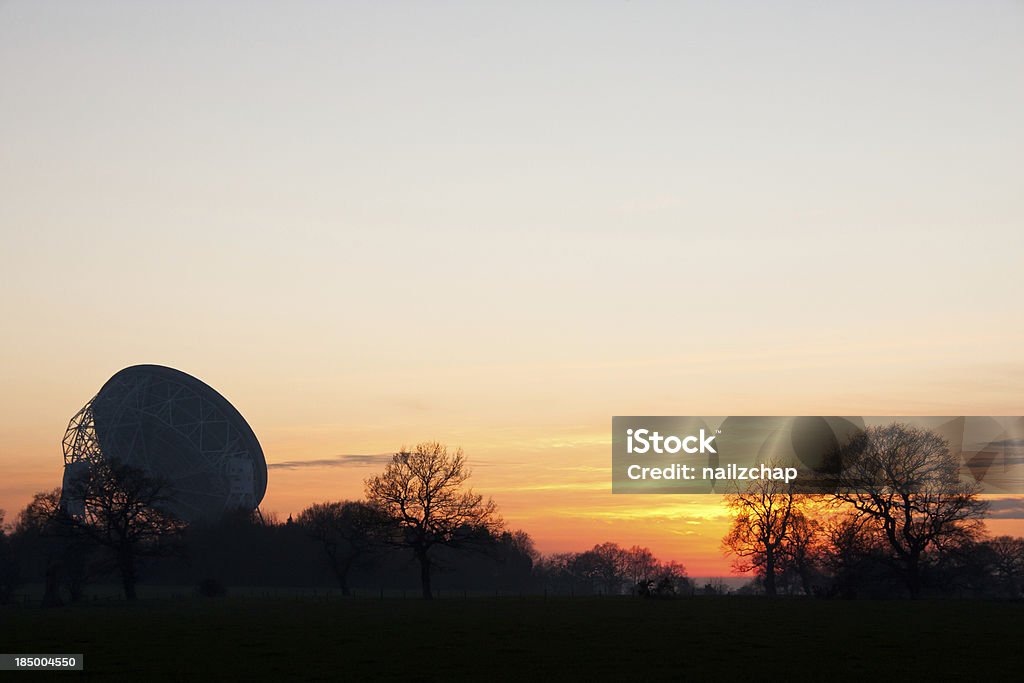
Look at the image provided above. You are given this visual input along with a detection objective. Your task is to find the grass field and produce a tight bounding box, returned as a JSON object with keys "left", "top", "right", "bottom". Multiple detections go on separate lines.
{"left": 1, "top": 596, "right": 1020, "bottom": 681}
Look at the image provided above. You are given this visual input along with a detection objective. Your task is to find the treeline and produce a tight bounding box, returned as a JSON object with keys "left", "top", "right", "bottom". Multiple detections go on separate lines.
{"left": 722, "top": 424, "right": 1024, "bottom": 599}
{"left": 727, "top": 509, "right": 1024, "bottom": 599}
{"left": 0, "top": 504, "right": 534, "bottom": 600}
{"left": 535, "top": 543, "right": 692, "bottom": 597}
{"left": 0, "top": 442, "right": 693, "bottom": 604}
{"left": 4, "top": 427, "right": 1024, "bottom": 604}
{"left": 0, "top": 502, "right": 690, "bottom": 603}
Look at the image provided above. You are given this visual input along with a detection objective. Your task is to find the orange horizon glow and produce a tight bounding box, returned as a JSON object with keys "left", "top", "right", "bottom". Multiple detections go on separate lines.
{"left": 5, "top": 416, "right": 1024, "bottom": 578}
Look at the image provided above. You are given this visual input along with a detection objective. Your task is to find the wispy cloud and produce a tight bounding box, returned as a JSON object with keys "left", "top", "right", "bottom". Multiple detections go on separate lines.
{"left": 987, "top": 498, "right": 1024, "bottom": 520}
{"left": 268, "top": 453, "right": 394, "bottom": 470}
{"left": 488, "top": 481, "right": 609, "bottom": 493}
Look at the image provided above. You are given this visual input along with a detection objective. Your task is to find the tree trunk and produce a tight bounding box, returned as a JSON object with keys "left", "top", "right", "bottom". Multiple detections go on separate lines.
{"left": 417, "top": 549, "right": 433, "bottom": 600}
{"left": 118, "top": 552, "right": 137, "bottom": 601}
{"left": 764, "top": 551, "right": 777, "bottom": 596}
{"left": 799, "top": 562, "right": 812, "bottom": 597}
{"left": 41, "top": 561, "right": 63, "bottom": 608}
{"left": 906, "top": 555, "right": 921, "bottom": 600}
{"left": 336, "top": 558, "right": 352, "bottom": 597}
{"left": 68, "top": 548, "right": 86, "bottom": 602}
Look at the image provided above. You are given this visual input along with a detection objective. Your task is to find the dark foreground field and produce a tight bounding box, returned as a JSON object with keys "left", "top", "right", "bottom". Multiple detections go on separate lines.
{"left": 1, "top": 596, "right": 1020, "bottom": 681}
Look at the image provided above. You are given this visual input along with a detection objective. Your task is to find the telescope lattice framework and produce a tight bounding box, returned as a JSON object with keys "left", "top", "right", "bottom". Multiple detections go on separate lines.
{"left": 62, "top": 365, "right": 268, "bottom": 523}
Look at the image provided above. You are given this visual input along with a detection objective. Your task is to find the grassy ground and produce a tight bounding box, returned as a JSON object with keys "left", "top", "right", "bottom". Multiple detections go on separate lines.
{"left": 1, "top": 596, "right": 1020, "bottom": 681}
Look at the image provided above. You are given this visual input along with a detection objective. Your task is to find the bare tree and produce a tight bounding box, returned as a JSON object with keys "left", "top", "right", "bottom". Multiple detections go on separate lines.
{"left": 722, "top": 474, "right": 798, "bottom": 596}
{"left": 12, "top": 489, "right": 90, "bottom": 606}
{"left": 62, "top": 459, "right": 187, "bottom": 600}
{"left": 988, "top": 536, "right": 1024, "bottom": 598}
{"left": 504, "top": 529, "right": 540, "bottom": 565}
{"left": 576, "top": 542, "right": 629, "bottom": 595}
{"left": 624, "top": 546, "right": 657, "bottom": 586}
{"left": 535, "top": 552, "right": 580, "bottom": 595}
{"left": 296, "top": 501, "right": 388, "bottom": 595}
{"left": 637, "top": 559, "right": 691, "bottom": 598}
{"left": 779, "top": 507, "right": 822, "bottom": 596}
{"left": 364, "top": 442, "right": 500, "bottom": 599}
{"left": 0, "top": 509, "right": 17, "bottom": 605}
{"left": 15, "top": 492, "right": 62, "bottom": 534}
{"left": 817, "top": 511, "right": 882, "bottom": 598}
{"left": 536, "top": 545, "right": 689, "bottom": 597}
{"left": 652, "top": 560, "right": 692, "bottom": 596}
{"left": 830, "top": 424, "right": 987, "bottom": 598}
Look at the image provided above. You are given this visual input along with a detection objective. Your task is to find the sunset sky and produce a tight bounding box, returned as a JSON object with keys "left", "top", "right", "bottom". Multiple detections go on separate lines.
{"left": 1, "top": 1, "right": 1022, "bottom": 576}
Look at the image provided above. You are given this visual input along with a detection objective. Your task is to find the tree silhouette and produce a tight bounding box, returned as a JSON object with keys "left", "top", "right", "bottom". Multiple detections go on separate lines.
{"left": 722, "top": 473, "right": 798, "bottom": 596}
{"left": 778, "top": 506, "right": 822, "bottom": 595}
{"left": 11, "top": 489, "right": 92, "bottom": 605}
{"left": 0, "top": 510, "right": 17, "bottom": 605}
{"left": 654, "top": 561, "right": 692, "bottom": 595}
{"left": 636, "top": 559, "right": 690, "bottom": 598}
{"left": 988, "top": 536, "right": 1024, "bottom": 597}
{"left": 296, "top": 501, "right": 388, "bottom": 595}
{"left": 575, "top": 542, "right": 629, "bottom": 595}
{"left": 364, "top": 442, "right": 500, "bottom": 599}
{"left": 61, "top": 459, "right": 186, "bottom": 600}
{"left": 503, "top": 529, "right": 540, "bottom": 565}
{"left": 830, "top": 424, "right": 988, "bottom": 598}
{"left": 624, "top": 545, "right": 657, "bottom": 593}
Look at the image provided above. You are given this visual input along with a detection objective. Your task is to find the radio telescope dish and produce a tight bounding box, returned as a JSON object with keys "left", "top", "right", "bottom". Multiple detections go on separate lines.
{"left": 61, "top": 365, "right": 267, "bottom": 523}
